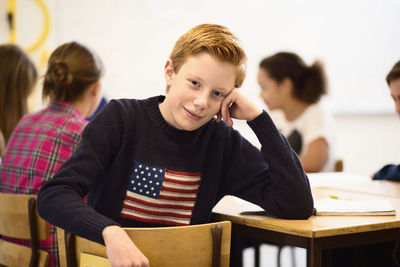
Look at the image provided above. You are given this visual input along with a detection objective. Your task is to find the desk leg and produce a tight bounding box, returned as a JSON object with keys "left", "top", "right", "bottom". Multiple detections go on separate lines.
{"left": 230, "top": 228, "right": 244, "bottom": 267}
{"left": 307, "top": 238, "right": 322, "bottom": 267}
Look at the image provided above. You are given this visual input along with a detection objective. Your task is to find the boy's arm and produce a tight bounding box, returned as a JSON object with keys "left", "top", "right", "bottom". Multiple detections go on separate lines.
{"left": 39, "top": 99, "right": 150, "bottom": 266}
{"left": 38, "top": 100, "right": 125, "bottom": 244}
{"left": 219, "top": 89, "right": 314, "bottom": 219}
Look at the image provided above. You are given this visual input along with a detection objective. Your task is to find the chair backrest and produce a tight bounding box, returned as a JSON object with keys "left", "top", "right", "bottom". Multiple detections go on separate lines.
{"left": 334, "top": 158, "right": 344, "bottom": 172}
{"left": 57, "top": 221, "right": 231, "bottom": 267}
{"left": 0, "top": 193, "right": 50, "bottom": 267}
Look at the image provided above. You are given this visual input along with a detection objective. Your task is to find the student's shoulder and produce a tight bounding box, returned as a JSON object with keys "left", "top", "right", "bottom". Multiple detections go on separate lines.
{"left": 205, "top": 118, "right": 242, "bottom": 141}
{"left": 299, "top": 103, "right": 331, "bottom": 126}
{"left": 106, "top": 96, "right": 160, "bottom": 112}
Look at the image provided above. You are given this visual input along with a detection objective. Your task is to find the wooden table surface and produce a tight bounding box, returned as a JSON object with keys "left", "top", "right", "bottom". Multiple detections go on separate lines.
{"left": 212, "top": 185, "right": 400, "bottom": 239}
{"left": 212, "top": 177, "right": 400, "bottom": 267}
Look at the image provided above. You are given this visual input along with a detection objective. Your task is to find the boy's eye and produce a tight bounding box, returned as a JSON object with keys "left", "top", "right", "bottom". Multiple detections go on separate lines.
{"left": 212, "top": 91, "right": 224, "bottom": 98}
{"left": 191, "top": 80, "right": 200, "bottom": 87}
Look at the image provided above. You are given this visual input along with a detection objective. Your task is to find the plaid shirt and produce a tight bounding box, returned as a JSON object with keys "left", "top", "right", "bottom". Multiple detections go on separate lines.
{"left": 0, "top": 101, "right": 87, "bottom": 267}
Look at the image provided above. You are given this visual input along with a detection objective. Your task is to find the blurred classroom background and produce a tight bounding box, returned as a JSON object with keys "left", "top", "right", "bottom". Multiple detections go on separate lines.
{"left": 1, "top": 1, "right": 400, "bottom": 266}
{"left": 1, "top": 0, "right": 399, "bottom": 176}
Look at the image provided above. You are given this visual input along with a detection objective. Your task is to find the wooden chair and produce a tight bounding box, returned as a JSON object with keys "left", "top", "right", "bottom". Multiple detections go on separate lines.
{"left": 0, "top": 193, "right": 50, "bottom": 267}
{"left": 57, "top": 221, "right": 231, "bottom": 267}
{"left": 334, "top": 158, "right": 344, "bottom": 172}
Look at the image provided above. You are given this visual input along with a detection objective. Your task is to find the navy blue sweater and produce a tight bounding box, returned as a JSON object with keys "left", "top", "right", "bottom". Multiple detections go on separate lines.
{"left": 373, "top": 164, "right": 400, "bottom": 181}
{"left": 38, "top": 96, "right": 313, "bottom": 244}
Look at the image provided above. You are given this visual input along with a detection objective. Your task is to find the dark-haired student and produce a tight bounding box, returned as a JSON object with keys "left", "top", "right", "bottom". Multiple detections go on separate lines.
{"left": 0, "top": 44, "right": 38, "bottom": 156}
{"left": 258, "top": 52, "right": 335, "bottom": 172}
{"left": 0, "top": 41, "right": 104, "bottom": 267}
{"left": 373, "top": 60, "right": 400, "bottom": 181}
{"left": 329, "top": 60, "right": 400, "bottom": 267}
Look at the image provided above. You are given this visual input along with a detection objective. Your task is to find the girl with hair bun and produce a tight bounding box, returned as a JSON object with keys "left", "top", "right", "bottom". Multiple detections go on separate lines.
{"left": 0, "top": 41, "right": 104, "bottom": 267}
{"left": 258, "top": 52, "right": 335, "bottom": 172}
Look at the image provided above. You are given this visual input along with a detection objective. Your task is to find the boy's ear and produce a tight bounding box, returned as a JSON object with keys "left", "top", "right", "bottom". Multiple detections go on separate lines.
{"left": 164, "top": 59, "right": 174, "bottom": 87}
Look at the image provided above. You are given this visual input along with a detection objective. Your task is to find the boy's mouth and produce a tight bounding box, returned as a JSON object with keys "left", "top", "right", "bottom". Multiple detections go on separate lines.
{"left": 184, "top": 107, "right": 203, "bottom": 120}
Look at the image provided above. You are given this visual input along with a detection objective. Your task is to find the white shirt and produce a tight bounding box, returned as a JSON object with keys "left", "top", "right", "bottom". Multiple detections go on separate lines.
{"left": 270, "top": 103, "right": 336, "bottom": 172}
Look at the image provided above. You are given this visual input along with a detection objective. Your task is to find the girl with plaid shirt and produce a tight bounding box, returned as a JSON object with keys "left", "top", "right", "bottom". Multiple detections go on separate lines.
{"left": 0, "top": 42, "right": 104, "bottom": 267}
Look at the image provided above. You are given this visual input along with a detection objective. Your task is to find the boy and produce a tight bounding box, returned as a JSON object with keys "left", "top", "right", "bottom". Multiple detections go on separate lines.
{"left": 38, "top": 24, "right": 313, "bottom": 266}
{"left": 373, "top": 60, "right": 400, "bottom": 181}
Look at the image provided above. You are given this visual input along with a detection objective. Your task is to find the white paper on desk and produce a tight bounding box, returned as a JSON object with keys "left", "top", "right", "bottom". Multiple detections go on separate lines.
{"left": 314, "top": 198, "right": 396, "bottom": 216}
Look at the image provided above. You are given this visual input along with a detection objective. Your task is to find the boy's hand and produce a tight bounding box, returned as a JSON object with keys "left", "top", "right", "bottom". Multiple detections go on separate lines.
{"left": 217, "top": 89, "right": 262, "bottom": 127}
{"left": 102, "top": 225, "right": 150, "bottom": 267}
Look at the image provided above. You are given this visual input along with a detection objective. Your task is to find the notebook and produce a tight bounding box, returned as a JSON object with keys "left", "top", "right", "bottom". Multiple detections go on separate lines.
{"left": 314, "top": 198, "right": 396, "bottom": 216}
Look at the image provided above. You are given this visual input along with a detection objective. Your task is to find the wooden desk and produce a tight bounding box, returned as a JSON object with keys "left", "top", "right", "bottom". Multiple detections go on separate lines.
{"left": 212, "top": 186, "right": 400, "bottom": 267}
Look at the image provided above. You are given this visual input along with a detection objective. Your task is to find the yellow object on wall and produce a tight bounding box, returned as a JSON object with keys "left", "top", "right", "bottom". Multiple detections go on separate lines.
{"left": 7, "top": 0, "right": 52, "bottom": 111}
{"left": 7, "top": 0, "right": 50, "bottom": 54}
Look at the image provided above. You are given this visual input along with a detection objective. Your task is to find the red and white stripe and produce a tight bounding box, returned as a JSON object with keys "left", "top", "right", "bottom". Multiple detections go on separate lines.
{"left": 121, "top": 170, "right": 201, "bottom": 225}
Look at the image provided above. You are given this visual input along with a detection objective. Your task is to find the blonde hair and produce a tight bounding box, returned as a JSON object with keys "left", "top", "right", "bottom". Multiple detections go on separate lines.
{"left": 169, "top": 24, "right": 247, "bottom": 89}
{"left": 0, "top": 44, "right": 38, "bottom": 144}
{"left": 43, "top": 42, "right": 104, "bottom": 103}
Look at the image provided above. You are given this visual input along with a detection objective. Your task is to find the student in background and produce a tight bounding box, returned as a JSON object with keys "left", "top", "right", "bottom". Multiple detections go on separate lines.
{"left": 0, "top": 44, "right": 38, "bottom": 156}
{"left": 373, "top": 60, "right": 400, "bottom": 181}
{"left": 328, "top": 60, "right": 400, "bottom": 267}
{"left": 37, "top": 24, "right": 314, "bottom": 267}
{"left": 86, "top": 96, "right": 108, "bottom": 120}
{"left": 0, "top": 41, "right": 104, "bottom": 267}
{"left": 258, "top": 52, "right": 335, "bottom": 172}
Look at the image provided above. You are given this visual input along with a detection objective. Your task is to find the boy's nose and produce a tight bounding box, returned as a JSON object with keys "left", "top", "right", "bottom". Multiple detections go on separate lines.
{"left": 193, "top": 91, "right": 208, "bottom": 109}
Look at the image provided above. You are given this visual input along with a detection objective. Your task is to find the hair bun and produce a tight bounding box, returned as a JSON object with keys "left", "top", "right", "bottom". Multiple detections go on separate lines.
{"left": 47, "top": 60, "right": 73, "bottom": 86}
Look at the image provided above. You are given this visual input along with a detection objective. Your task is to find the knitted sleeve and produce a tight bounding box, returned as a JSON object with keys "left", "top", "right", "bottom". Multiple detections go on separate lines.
{"left": 220, "top": 111, "right": 314, "bottom": 219}
{"left": 38, "top": 100, "right": 126, "bottom": 244}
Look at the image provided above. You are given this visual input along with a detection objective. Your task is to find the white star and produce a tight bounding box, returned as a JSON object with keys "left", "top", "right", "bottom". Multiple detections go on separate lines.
{"left": 144, "top": 185, "right": 148, "bottom": 188}
{"left": 154, "top": 174, "right": 158, "bottom": 178}
{"left": 139, "top": 189, "right": 143, "bottom": 192}
{"left": 139, "top": 165, "right": 142, "bottom": 168}
{"left": 152, "top": 168, "right": 156, "bottom": 171}
{"left": 147, "top": 172, "right": 151, "bottom": 176}
{"left": 156, "top": 182, "right": 160, "bottom": 186}
{"left": 140, "top": 171, "right": 144, "bottom": 174}
{"left": 145, "top": 167, "right": 149, "bottom": 170}
{"left": 142, "top": 178, "right": 146, "bottom": 181}
{"left": 131, "top": 180, "right": 134, "bottom": 184}
{"left": 153, "top": 193, "right": 156, "bottom": 196}
{"left": 146, "top": 191, "right": 149, "bottom": 194}
{"left": 159, "top": 170, "right": 163, "bottom": 173}
{"left": 149, "top": 181, "right": 153, "bottom": 184}
{"left": 133, "top": 187, "right": 136, "bottom": 190}
{"left": 151, "top": 187, "right": 154, "bottom": 190}
{"left": 134, "top": 169, "right": 137, "bottom": 172}
{"left": 138, "top": 182, "right": 141, "bottom": 186}
{"left": 136, "top": 175, "right": 139, "bottom": 179}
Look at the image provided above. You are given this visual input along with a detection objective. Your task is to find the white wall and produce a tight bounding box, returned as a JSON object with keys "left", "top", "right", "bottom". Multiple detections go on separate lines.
{"left": 54, "top": 0, "right": 400, "bottom": 114}
{"left": 334, "top": 113, "right": 400, "bottom": 175}
{"left": 233, "top": 112, "right": 400, "bottom": 176}
{"left": 2, "top": 0, "right": 399, "bottom": 113}
{"left": 1, "top": 0, "right": 399, "bottom": 173}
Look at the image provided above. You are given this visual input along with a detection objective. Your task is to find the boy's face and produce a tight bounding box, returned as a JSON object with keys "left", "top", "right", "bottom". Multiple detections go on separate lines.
{"left": 389, "top": 78, "right": 400, "bottom": 117}
{"left": 159, "top": 52, "right": 236, "bottom": 131}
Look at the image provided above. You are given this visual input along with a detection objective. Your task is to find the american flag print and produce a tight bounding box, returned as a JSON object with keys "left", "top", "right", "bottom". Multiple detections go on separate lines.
{"left": 121, "top": 160, "right": 202, "bottom": 226}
